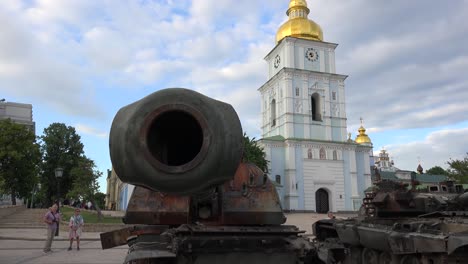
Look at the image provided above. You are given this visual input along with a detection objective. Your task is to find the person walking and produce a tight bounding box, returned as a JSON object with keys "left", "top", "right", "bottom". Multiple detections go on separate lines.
{"left": 43, "top": 204, "right": 60, "bottom": 253}
{"left": 68, "top": 208, "right": 84, "bottom": 251}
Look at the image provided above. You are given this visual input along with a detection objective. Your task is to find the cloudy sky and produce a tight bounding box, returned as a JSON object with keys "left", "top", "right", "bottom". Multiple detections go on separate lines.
{"left": 1, "top": 0, "right": 467, "bottom": 192}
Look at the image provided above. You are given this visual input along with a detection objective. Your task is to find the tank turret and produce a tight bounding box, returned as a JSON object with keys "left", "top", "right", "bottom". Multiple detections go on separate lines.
{"left": 100, "top": 88, "right": 317, "bottom": 264}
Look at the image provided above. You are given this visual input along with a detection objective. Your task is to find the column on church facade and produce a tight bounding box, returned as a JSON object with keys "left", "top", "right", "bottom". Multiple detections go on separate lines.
{"left": 284, "top": 143, "right": 299, "bottom": 210}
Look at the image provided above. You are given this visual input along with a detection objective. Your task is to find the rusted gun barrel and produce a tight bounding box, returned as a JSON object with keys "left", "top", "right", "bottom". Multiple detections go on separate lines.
{"left": 109, "top": 88, "right": 243, "bottom": 195}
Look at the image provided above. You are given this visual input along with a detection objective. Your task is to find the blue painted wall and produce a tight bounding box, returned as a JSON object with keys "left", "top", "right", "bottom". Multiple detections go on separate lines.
{"left": 270, "top": 147, "right": 286, "bottom": 206}
{"left": 294, "top": 123, "right": 304, "bottom": 138}
{"left": 324, "top": 50, "right": 330, "bottom": 72}
{"left": 342, "top": 150, "right": 352, "bottom": 210}
{"left": 295, "top": 147, "right": 305, "bottom": 209}
{"left": 356, "top": 153, "right": 365, "bottom": 197}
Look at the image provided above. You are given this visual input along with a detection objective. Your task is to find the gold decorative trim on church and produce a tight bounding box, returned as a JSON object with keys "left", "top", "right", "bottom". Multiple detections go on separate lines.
{"left": 276, "top": 0, "right": 323, "bottom": 44}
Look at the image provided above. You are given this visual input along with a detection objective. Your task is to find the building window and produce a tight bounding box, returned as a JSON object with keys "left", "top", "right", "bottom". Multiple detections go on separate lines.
{"left": 275, "top": 175, "right": 281, "bottom": 185}
{"left": 320, "top": 148, "right": 326, "bottom": 160}
{"left": 307, "top": 148, "right": 312, "bottom": 159}
{"left": 295, "top": 87, "right": 300, "bottom": 96}
{"left": 311, "top": 93, "right": 321, "bottom": 121}
{"left": 271, "top": 99, "right": 276, "bottom": 127}
{"left": 332, "top": 91, "right": 336, "bottom": 100}
{"left": 333, "top": 150, "right": 337, "bottom": 160}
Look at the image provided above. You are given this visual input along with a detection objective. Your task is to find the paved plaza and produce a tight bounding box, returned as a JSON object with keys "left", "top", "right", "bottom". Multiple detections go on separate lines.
{"left": 0, "top": 239, "right": 127, "bottom": 264}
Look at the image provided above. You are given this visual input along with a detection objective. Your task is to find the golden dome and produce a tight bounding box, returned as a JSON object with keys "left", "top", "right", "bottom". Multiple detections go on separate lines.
{"left": 355, "top": 125, "right": 372, "bottom": 145}
{"left": 289, "top": 0, "right": 308, "bottom": 9}
{"left": 276, "top": 0, "right": 323, "bottom": 44}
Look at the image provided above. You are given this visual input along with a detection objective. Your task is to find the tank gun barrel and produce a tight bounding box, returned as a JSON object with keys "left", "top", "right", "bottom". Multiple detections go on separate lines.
{"left": 109, "top": 88, "right": 243, "bottom": 195}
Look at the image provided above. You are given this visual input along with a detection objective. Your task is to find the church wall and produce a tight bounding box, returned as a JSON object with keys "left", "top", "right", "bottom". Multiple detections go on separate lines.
{"left": 342, "top": 150, "right": 353, "bottom": 210}
{"left": 295, "top": 147, "right": 305, "bottom": 209}
{"left": 363, "top": 150, "right": 372, "bottom": 187}
{"left": 260, "top": 142, "right": 287, "bottom": 208}
{"left": 331, "top": 119, "right": 344, "bottom": 141}
{"left": 329, "top": 49, "right": 336, "bottom": 73}
{"left": 294, "top": 46, "right": 303, "bottom": 69}
{"left": 284, "top": 145, "right": 299, "bottom": 210}
{"left": 272, "top": 146, "right": 286, "bottom": 206}
{"left": 303, "top": 159, "right": 344, "bottom": 211}
{"left": 356, "top": 152, "right": 366, "bottom": 198}
{"left": 294, "top": 122, "right": 304, "bottom": 138}
{"left": 346, "top": 149, "right": 360, "bottom": 209}
{"left": 319, "top": 49, "right": 325, "bottom": 72}
{"left": 309, "top": 124, "right": 326, "bottom": 140}
{"left": 324, "top": 49, "right": 330, "bottom": 73}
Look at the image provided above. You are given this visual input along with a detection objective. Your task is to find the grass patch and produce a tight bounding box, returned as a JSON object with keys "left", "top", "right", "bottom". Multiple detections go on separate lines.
{"left": 60, "top": 206, "right": 123, "bottom": 224}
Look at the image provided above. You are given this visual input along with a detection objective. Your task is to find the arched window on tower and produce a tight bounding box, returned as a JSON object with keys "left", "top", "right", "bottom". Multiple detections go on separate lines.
{"left": 333, "top": 150, "right": 337, "bottom": 160}
{"left": 320, "top": 148, "right": 326, "bottom": 160}
{"left": 307, "top": 148, "right": 312, "bottom": 159}
{"left": 311, "top": 93, "right": 321, "bottom": 121}
{"left": 271, "top": 99, "right": 276, "bottom": 127}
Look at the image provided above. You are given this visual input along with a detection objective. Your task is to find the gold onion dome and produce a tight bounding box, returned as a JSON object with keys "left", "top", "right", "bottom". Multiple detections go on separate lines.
{"left": 276, "top": 0, "right": 324, "bottom": 44}
{"left": 355, "top": 125, "right": 372, "bottom": 145}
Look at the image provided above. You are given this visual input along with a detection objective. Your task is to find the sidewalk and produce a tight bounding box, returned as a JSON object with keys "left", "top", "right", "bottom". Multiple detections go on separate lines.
{"left": 0, "top": 228, "right": 101, "bottom": 241}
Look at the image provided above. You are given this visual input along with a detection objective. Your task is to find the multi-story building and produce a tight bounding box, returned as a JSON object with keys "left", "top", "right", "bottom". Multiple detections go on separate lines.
{"left": 0, "top": 99, "right": 35, "bottom": 134}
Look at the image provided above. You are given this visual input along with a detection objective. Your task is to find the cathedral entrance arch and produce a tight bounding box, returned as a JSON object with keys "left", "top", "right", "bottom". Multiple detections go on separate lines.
{"left": 315, "top": 188, "right": 329, "bottom": 213}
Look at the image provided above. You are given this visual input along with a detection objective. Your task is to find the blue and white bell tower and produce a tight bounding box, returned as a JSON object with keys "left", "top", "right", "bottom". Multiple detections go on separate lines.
{"left": 258, "top": 0, "right": 373, "bottom": 212}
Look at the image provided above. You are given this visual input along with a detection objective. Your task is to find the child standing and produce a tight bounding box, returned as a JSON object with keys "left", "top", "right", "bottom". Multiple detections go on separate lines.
{"left": 68, "top": 208, "right": 84, "bottom": 251}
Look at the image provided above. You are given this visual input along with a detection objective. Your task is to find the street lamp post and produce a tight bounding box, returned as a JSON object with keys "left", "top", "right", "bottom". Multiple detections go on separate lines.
{"left": 54, "top": 168, "right": 63, "bottom": 237}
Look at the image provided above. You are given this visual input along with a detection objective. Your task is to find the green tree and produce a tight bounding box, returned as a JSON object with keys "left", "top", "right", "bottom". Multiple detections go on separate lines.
{"left": 447, "top": 153, "right": 468, "bottom": 184}
{"left": 67, "top": 157, "right": 104, "bottom": 220}
{"left": 93, "top": 192, "right": 106, "bottom": 210}
{"left": 39, "top": 123, "right": 85, "bottom": 206}
{"left": 242, "top": 133, "right": 269, "bottom": 173}
{"left": 426, "top": 166, "right": 449, "bottom": 175}
{"left": 0, "top": 119, "right": 41, "bottom": 205}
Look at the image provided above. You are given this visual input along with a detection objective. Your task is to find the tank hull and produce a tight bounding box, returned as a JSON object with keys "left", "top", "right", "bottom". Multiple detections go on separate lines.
{"left": 313, "top": 179, "right": 468, "bottom": 264}
{"left": 102, "top": 224, "right": 316, "bottom": 264}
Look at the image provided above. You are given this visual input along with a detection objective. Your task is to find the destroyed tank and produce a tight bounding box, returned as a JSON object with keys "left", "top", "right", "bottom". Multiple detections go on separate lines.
{"left": 100, "top": 88, "right": 317, "bottom": 264}
{"left": 313, "top": 172, "right": 468, "bottom": 264}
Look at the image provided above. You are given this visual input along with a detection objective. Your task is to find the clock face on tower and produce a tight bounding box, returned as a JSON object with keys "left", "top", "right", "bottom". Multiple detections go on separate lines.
{"left": 274, "top": 55, "right": 281, "bottom": 68}
{"left": 305, "top": 48, "right": 319, "bottom": 62}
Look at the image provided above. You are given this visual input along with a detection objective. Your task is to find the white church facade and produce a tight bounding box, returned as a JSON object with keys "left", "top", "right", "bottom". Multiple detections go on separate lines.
{"left": 258, "top": 0, "right": 373, "bottom": 212}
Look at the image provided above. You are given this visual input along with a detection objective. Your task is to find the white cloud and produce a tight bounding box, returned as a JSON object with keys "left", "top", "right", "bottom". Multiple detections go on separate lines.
{"left": 385, "top": 128, "right": 468, "bottom": 171}
{"left": 75, "top": 123, "right": 107, "bottom": 138}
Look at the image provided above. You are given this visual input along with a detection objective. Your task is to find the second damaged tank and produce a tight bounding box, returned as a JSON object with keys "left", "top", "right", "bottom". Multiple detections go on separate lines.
{"left": 100, "top": 88, "right": 317, "bottom": 264}
{"left": 313, "top": 171, "right": 468, "bottom": 264}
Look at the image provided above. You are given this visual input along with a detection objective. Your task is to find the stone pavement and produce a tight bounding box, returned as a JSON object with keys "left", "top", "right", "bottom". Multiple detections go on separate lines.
{"left": 0, "top": 228, "right": 102, "bottom": 241}
{"left": 0, "top": 239, "right": 128, "bottom": 264}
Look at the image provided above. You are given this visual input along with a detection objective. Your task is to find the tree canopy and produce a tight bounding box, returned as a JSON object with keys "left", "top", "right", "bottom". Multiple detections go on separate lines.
{"left": 447, "top": 153, "right": 468, "bottom": 184}
{"left": 67, "top": 157, "right": 101, "bottom": 201}
{"left": 242, "top": 133, "right": 269, "bottom": 173}
{"left": 426, "top": 166, "right": 449, "bottom": 176}
{"left": 0, "top": 119, "right": 41, "bottom": 205}
{"left": 39, "top": 123, "right": 85, "bottom": 206}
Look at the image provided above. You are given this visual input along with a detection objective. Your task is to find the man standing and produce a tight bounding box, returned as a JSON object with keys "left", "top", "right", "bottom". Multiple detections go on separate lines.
{"left": 43, "top": 204, "right": 60, "bottom": 253}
